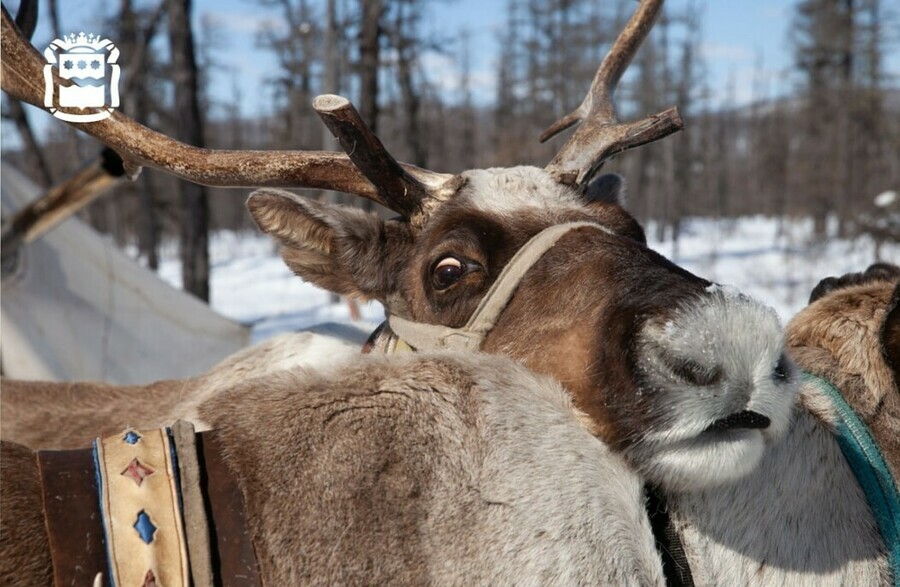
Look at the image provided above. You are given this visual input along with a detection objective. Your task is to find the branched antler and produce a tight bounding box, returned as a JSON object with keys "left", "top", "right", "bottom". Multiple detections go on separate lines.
{"left": 542, "top": 0, "right": 683, "bottom": 187}
{"left": 0, "top": 6, "right": 450, "bottom": 213}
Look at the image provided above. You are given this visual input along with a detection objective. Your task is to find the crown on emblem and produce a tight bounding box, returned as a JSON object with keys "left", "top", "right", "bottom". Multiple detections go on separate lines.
{"left": 62, "top": 32, "right": 103, "bottom": 49}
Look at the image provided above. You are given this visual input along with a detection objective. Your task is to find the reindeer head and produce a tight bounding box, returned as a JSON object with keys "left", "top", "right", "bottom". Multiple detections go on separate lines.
{"left": 248, "top": 159, "right": 797, "bottom": 491}
{"left": 1, "top": 0, "right": 798, "bottom": 491}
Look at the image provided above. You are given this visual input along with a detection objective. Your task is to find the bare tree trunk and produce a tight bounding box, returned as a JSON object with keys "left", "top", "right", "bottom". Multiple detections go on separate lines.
{"left": 359, "top": 0, "right": 381, "bottom": 131}
{"left": 121, "top": 0, "right": 162, "bottom": 270}
{"left": 323, "top": 0, "right": 342, "bottom": 304}
{"left": 458, "top": 29, "right": 476, "bottom": 170}
{"left": 7, "top": 0, "right": 53, "bottom": 187}
{"left": 167, "top": 0, "right": 210, "bottom": 301}
{"left": 323, "top": 0, "right": 340, "bottom": 155}
{"left": 7, "top": 99, "right": 54, "bottom": 186}
{"left": 357, "top": 0, "right": 383, "bottom": 213}
{"left": 47, "top": 0, "right": 62, "bottom": 39}
{"left": 391, "top": 0, "right": 427, "bottom": 167}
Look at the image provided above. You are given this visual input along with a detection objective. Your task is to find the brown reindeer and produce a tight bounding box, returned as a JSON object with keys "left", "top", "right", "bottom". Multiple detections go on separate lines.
{"left": 1, "top": 0, "right": 795, "bottom": 494}
{"left": 787, "top": 263, "right": 900, "bottom": 479}
{"left": 1, "top": 0, "right": 795, "bottom": 491}
{"left": 1, "top": 329, "right": 365, "bottom": 449}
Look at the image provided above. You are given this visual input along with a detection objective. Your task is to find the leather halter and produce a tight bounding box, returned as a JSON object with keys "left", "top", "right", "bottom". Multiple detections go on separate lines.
{"left": 35, "top": 423, "right": 260, "bottom": 587}
{"left": 388, "top": 221, "right": 611, "bottom": 351}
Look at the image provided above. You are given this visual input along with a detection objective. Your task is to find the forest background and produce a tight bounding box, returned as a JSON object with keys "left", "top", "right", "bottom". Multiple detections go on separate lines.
{"left": 2, "top": 0, "right": 897, "bottom": 301}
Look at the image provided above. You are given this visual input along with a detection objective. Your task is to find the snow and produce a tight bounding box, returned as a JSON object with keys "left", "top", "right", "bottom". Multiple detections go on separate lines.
{"left": 646, "top": 216, "right": 898, "bottom": 323}
{"left": 149, "top": 216, "right": 898, "bottom": 342}
{"left": 154, "top": 232, "right": 385, "bottom": 344}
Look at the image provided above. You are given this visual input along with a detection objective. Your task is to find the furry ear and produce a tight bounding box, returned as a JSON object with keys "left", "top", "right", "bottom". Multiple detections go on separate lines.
{"left": 580, "top": 173, "right": 646, "bottom": 244}
{"left": 583, "top": 173, "right": 626, "bottom": 206}
{"left": 247, "top": 189, "right": 413, "bottom": 301}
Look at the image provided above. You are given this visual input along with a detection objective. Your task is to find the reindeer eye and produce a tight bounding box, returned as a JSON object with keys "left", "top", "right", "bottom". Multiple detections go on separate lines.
{"left": 773, "top": 354, "right": 792, "bottom": 382}
{"left": 670, "top": 359, "right": 723, "bottom": 387}
{"left": 433, "top": 257, "right": 465, "bottom": 290}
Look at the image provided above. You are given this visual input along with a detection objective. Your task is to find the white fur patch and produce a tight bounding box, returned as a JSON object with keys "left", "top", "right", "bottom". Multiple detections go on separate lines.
{"left": 671, "top": 397, "right": 887, "bottom": 584}
{"left": 457, "top": 166, "right": 584, "bottom": 215}
{"left": 630, "top": 291, "right": 799, "bottom": 491}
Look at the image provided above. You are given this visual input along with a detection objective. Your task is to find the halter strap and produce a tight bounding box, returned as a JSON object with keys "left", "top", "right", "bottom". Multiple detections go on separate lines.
{"left": 804, "top": 372, "right": 900, "bottom": 586}
{"left": 389, "top": 221, "right": 609, "bottom": 351}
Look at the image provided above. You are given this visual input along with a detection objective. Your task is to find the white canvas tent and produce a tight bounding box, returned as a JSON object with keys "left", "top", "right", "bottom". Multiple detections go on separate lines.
{"left": 1, "top": 163, "right": 249, "bottom": 383}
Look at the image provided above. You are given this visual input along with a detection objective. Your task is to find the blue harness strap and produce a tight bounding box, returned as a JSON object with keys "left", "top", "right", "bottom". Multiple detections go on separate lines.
{"left": 803, "top": 372, "right": 900, "bottom": 586}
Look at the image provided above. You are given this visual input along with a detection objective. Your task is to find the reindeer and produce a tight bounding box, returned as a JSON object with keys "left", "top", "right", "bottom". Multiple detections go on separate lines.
{"left": 787, "top": 264, "right": 900, "bottom": 479}
{"left": 616, "top": 267, "right": 900, "bottom": 586}
{"left": 2, "top": 0, "right": 896, "bottom": 584}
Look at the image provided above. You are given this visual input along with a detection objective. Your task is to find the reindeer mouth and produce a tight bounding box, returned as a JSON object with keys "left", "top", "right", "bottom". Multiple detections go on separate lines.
{"left": 704, "top": 410, "right": 770, "bottom": 433}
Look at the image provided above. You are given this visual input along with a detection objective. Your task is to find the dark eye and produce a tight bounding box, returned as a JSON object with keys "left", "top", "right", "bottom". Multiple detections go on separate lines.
{"left": 773, "top": 354, "right": 791, "bottom": 382}
{"left": 655, "top": 346, "right": 722, "bottom": 386}
{"left": 671, "top": 359, "right": 723, "bottom": 387}
{"left": 433, "top": 257, "right": 465, "bottom": 290}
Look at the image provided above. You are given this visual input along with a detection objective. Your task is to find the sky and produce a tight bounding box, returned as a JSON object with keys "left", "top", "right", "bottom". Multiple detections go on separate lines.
{"left": 2, "top": 0, "right": 898, "bottom": 134}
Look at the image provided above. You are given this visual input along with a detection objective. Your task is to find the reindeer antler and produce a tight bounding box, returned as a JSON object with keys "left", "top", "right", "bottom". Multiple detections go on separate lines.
{"left": 313, "top": 95, "right": 449, "bottom": 219}
{"left": 0, "top": 6, "right": 451, "bottom": 216}
{"left": 542, "top": 0, "right": 683, "bottom": 187}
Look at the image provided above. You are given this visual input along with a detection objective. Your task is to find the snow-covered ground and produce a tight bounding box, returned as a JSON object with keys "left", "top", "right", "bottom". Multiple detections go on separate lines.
{"left": 150, "top": 216, "right": 898, "bottom": 343}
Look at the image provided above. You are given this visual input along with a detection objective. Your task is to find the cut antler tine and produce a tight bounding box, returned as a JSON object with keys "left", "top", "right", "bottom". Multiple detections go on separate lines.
{"left": 543, "top": 0, "right": 684, "bottom": 187}
{"left": 314, "top": 94, "right": 434, "bottom": 218}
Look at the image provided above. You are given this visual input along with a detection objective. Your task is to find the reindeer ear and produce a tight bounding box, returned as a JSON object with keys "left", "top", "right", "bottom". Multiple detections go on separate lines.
{"left": 583, "top": 173, "right": 626, "bottom": 206}
{"left": 882, "top": 282, "right": 900, "bottom": 382}
{"left": 580, "top": 173, "right": 646, "bottom": 244}
{"left": 247, "top": 189, "right": 412, "bottom": 301}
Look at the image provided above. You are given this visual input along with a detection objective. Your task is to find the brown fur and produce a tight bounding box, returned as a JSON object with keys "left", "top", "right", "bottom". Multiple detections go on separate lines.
{"left": 787, "top": 276, "right": 900, "bottom": 481}
{"left": 0, "top": 441, "right": 52, "bottom": 587}
{"left": 1, "top": 331, "right": 357, "bottom": 449}
{"left": 408, "top": 202, "right": 706, "bottom": 450}
{"left": 1, "top": 378, "right": 199, "bottom": 449}
{"left": 1, "top": 353, "right": 666, "bottom": 586}
{"left": 882, "top": 283, "right": 900, "bottom": 379}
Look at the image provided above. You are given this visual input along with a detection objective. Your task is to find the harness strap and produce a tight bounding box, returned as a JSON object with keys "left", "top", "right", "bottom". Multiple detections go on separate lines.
{"left": 645, "top": 485, "right": 695, "bottom": 587}
{"left": 36, "top": 425, "right": 261, "bottom": 587}
{"left": 804, "top": 372, "right": 900, "bottom": 586}
{"left": 389, "top": 221, "right": 609, "bottom": 351}
{"left": 37, "top": 448, "right": 109, "bottom": 587}
{"left": 93, "top": 426, "right": 191, "bottom": 586}
{"left": 172, "top": 420, "right": 214, "bottom": 587}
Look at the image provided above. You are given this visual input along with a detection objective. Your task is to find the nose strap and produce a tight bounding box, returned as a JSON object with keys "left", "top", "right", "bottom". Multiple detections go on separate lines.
{"left": 388, "top": 221, "right": 610, "bottom": 351}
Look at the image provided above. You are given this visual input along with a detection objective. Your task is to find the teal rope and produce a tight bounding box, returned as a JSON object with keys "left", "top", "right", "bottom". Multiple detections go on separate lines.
{"left": 803, "top": 372, "right": 900, "bottom": 587}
